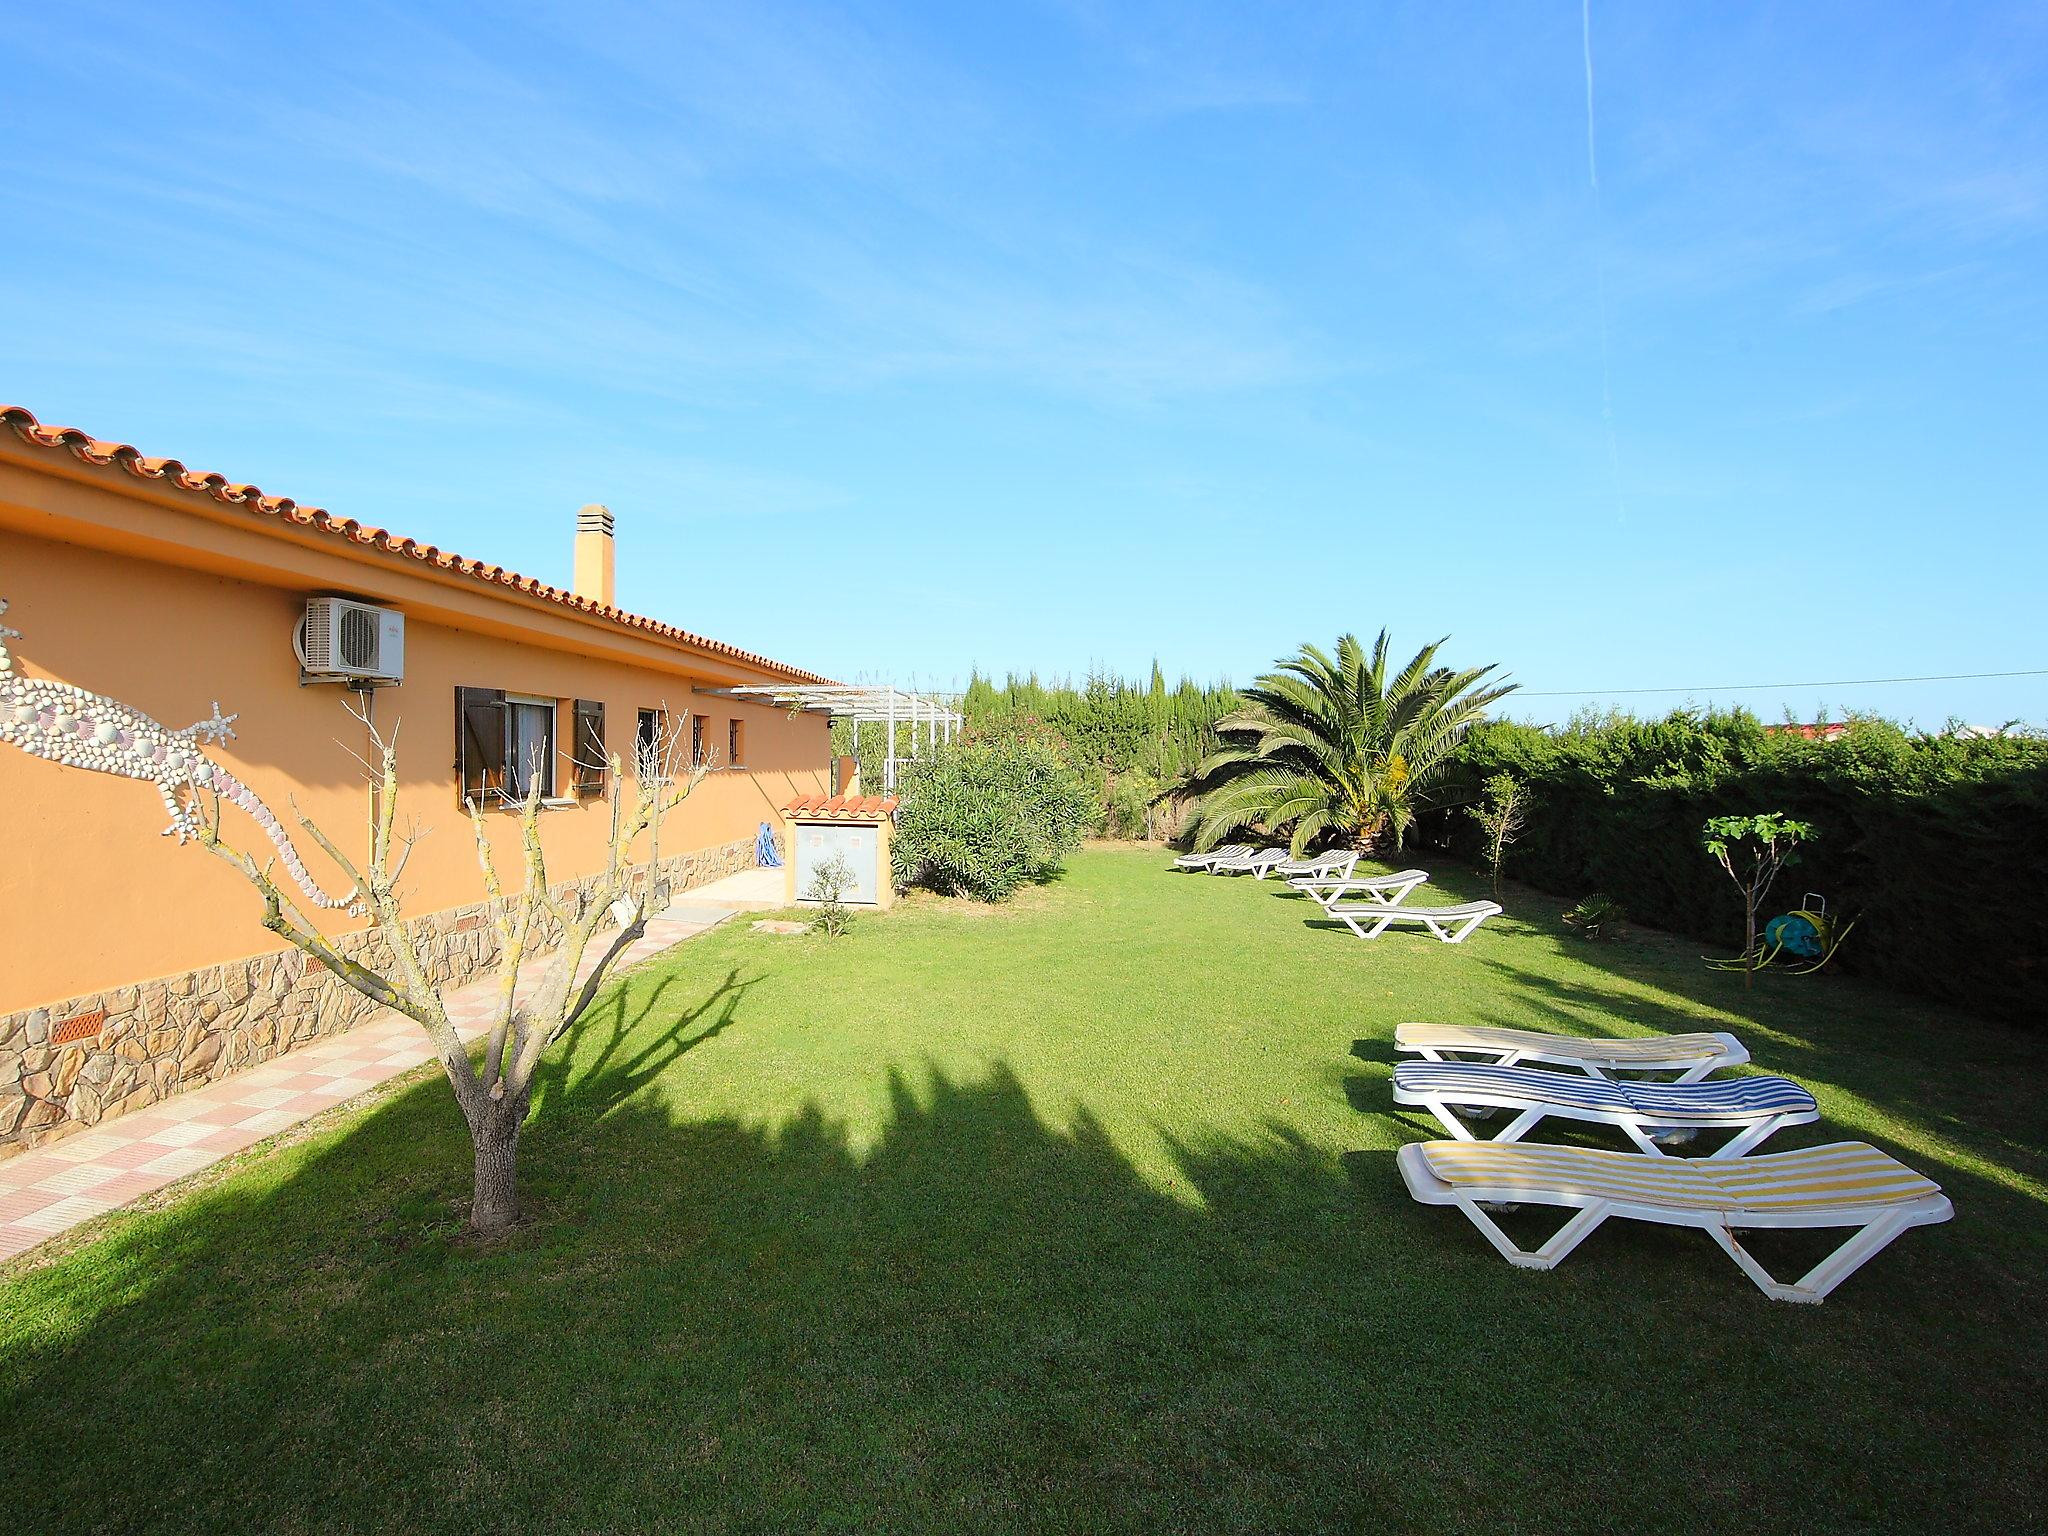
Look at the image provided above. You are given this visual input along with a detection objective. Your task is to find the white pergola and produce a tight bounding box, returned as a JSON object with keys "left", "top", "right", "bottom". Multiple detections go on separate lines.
{"left": 714, "top": 684, "right": 963, "bottom": 793}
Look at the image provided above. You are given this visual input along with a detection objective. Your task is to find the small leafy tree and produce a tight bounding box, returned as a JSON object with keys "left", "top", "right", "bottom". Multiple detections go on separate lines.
{"left": 806, "top": 852, "right": 857, "bottom": 937}
{"left": 1701, "top": 812, "right": 1816, "bottom": 989}
{"left": 1466, "top": 772, "right": 1530, "bottom": 898}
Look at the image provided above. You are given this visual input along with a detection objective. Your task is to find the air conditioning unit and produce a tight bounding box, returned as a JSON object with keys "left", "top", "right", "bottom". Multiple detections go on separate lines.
{"left": 295, "top": 597, "right": 405, "bottom": 685}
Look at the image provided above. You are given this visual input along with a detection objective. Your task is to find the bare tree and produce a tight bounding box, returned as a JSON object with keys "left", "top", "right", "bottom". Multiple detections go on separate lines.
{"left": 4, "top": 598, "right": 712, "bottom": 1232}
{"left": 193, "top": 703, "right": 706, "bottom": 1235}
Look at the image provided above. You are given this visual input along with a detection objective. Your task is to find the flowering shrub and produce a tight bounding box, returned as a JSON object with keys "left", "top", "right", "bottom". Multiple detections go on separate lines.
{"left": 891, "top": 737, "right": 1093, "bottom": 901}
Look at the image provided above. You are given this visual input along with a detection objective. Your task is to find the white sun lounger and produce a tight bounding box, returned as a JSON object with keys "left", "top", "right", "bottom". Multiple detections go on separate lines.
{"left": 1273, "top": 849, "right": 1360, "bottom": 883}
{"left": 1398, "top": 1139, "right": 1952, "bottom": 1303}
{"left": 1290, "top": 868, "right": 1428, "bottom": 909}
{"left": 1394, "top": 1022, "right": 1749, "bottom": 1082}
{"left": 1392, "top": 1061, "right": 1819, "bottom": 1157}
{"left": 1173, "top": 843, "right": 1250, "bottom": 872}
{"left": 1213, "top": 847, "right": 1289, "bottom": 879}
{"left": 1328, "top": 898, "right": 1501, "bottom": 942}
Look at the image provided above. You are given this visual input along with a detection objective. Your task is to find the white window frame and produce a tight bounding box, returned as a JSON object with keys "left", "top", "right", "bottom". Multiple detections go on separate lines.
{"left": 504, "top": 692, "right": 558, "bottom": 802}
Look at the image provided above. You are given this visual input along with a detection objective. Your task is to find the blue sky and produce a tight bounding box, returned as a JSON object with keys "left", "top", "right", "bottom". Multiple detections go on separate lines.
{"left": 5, "top": 1, "right": 2044, "bottom": 725}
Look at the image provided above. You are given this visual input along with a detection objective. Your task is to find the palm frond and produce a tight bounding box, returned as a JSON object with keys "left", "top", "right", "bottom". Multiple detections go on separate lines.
{"left": 1179, "top": 629, "right": 1511, "bottom": 853}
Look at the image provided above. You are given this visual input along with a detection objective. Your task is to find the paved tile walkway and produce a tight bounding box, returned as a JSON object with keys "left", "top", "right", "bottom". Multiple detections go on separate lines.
{"left": 0, "top": 876, "right": 774, "bottom": 1264}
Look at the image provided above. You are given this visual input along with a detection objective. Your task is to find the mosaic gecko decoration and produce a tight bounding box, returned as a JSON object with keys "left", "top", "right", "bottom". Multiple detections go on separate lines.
{"left": 0, "top": 598, "right": 361, "bottom": 912}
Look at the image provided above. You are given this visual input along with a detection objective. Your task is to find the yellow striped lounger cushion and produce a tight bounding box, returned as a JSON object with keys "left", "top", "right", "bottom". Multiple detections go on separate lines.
{"left": 1417, "top": 1141, "right": 1943, "bottom": 1215}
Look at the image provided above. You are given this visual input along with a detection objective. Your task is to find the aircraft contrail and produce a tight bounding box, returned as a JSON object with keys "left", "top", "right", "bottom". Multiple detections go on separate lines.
{"left": 1582, "top": 0, "right": 1627, "bottom": 522}
{"left": 1582, "top": 0, "right": 1600, "bottom": 189}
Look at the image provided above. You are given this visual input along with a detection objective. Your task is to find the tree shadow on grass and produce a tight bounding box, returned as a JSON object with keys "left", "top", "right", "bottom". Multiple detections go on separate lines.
{"left": 530, "top": 966, "right": 758, "bottom": 1119}
{"left": 3, "top": 1037, "right": 2046, "bottom": 1535}
{"left": 1460, "top": 954, "right": 1720, "bottom": 1040}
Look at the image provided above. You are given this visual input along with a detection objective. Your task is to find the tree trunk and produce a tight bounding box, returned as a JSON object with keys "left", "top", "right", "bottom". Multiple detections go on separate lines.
{"left": 1743, "top": 893, "right": 1759, "bottom": 990}
{"left": 1352, "top": 814, "right": 1390, "bottom": 856}
{"left": 469, "top": 1104, "right": 524, "bottom": 1236}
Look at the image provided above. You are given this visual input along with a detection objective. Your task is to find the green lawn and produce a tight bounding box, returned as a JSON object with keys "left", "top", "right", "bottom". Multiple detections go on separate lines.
{"left": 3, "top": 848, "right": 2044, "bottom": 1533}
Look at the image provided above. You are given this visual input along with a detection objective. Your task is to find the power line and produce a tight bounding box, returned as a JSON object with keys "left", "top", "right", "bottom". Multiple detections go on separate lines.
{"left": 1515, "top": 669, "right": 2048, "bottom": 699}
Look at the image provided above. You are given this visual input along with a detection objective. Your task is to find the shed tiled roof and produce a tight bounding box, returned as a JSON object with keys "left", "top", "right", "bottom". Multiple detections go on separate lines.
{"left": 0, "top": 403, "right": 829, "bottom": 684}
{"left": 783, "top": 793, "right": 899, "bottom": 819}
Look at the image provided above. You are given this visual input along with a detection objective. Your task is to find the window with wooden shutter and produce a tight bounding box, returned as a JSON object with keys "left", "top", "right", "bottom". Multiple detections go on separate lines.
{"left": 457, "top": 687, "right": 508, "bottom": 803}
{"left": 727, "top": 717, "right": 744, "bottom": 767}
{"left": 690, "top": 713, "right": 705, "bottom": 768}
{"left": 572, "top": 700, "right": 607, "bottom": 794}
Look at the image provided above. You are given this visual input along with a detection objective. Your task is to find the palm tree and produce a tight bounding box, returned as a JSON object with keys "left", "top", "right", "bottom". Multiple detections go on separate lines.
{"left": 1182, "top": 631, "right": 1514, "bottom": 854}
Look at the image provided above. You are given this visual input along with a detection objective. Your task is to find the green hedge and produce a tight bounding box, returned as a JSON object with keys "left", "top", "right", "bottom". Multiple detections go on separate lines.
{"left": 1436, "top": 713, "right": 2048, "bottom": 1022}
{"left": 960, "top": 666, "right": 1237, "bottom": 782}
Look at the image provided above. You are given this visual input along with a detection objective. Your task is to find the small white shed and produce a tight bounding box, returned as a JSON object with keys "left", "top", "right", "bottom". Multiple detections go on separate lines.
{"left": 781, "top": 794, "right": 899, "bottom": 909}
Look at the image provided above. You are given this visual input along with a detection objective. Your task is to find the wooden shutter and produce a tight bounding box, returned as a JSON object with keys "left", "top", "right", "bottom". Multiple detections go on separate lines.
{"left": 456, "top": 687, "right": 508, "bottom": 803}
{"left": 573, "top": 700, "right": 606, "bottom": 793}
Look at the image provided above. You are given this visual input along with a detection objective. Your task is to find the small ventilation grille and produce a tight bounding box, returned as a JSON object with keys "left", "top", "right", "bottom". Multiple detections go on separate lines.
{"left": 301, "top": 613, "right": 333, "bottom": 670}
{"left": 338, "top": 606, "right": 379, "bottom": 669}
{"left": 52, "top": 1009, "right": 106, "bottom": 1046}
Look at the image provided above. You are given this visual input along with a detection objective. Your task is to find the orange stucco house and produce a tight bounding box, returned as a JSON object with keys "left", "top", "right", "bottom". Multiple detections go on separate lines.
{"left": 0, "top": 405, "right": 832, "bottom": 1157}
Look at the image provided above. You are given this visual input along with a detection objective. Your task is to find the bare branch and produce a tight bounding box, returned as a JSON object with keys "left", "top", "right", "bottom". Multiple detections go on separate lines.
{"left": 464, "top": 796, "right": 515, "bottom": 947}
{"left": 388, "top": 816, "right": 427, "bottom": 885}
{"left": 289, "top": 794, "right": 365, "bottom": 894}
{"left": 195, "top": 828, "right": 413, "bottom": 1018}
{"left": 553, "top": 907, "right": 648, "bottom": 1046}
{"left": 476, "top": 777, "right": 550, "bottom": 1089}
{"left": 373, "top": 734, "right": 400, "bottom": 878}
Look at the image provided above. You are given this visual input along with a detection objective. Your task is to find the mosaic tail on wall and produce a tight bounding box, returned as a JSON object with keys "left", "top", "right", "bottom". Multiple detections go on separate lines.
{"left": 0, "top": 598, "right": 361, "bottom": 912}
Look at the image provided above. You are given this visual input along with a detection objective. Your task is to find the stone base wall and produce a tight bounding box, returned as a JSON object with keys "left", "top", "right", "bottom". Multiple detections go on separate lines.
{"left": 0, "top": 836, "right": 757, "bottom": 1160}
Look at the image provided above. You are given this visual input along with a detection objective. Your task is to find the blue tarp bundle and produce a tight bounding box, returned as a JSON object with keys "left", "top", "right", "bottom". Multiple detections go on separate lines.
{"left": 755, "top": 821, "right": 783, "bottom": 868}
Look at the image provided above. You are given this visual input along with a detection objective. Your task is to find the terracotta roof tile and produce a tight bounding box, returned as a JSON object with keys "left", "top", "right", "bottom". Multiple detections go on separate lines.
{"left": 783, "top": 793, "right": 899, "bottom": 819}
{"left": 1, "top": 403, "right": 830, "bottom": 684}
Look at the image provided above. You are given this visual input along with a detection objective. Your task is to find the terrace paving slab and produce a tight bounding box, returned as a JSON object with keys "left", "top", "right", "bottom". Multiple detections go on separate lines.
{"left": 0, "top": 905, "right": 725, "bottom": 1265}
{"left": 674, "top": 866, "right": 785, "bottom": 909}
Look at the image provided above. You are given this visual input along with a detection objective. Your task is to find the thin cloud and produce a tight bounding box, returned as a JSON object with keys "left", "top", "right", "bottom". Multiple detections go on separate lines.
{"left": 1794, "top": 262, "right": 1984, "bottom": 316}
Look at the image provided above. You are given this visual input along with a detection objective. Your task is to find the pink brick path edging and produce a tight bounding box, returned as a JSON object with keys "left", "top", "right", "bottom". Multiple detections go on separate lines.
{"left": 0, "top": 908, "right": 725, "bottom": 1263}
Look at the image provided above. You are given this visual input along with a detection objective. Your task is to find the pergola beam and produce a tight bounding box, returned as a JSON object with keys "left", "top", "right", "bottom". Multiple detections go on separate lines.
{"left": 708, "top": 684, "right": 964, "bottom": 794}
{"left": 711, "top": 684, "right": 963, "bottom": 726}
